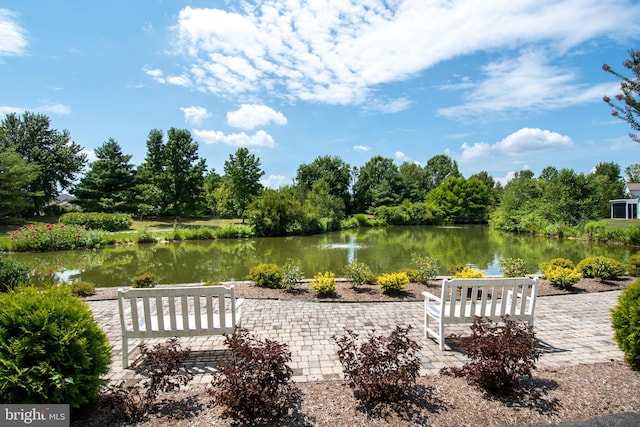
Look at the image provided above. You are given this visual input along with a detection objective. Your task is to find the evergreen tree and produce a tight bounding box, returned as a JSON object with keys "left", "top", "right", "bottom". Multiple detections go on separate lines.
{"left": 0, "top": 145, "right": 40, "bottom": 219}
{"left": 224, "top": 147, "right": 264, "bottom": 222}
{"left": 72, "top": 138, "right": 136, "bottom": 212}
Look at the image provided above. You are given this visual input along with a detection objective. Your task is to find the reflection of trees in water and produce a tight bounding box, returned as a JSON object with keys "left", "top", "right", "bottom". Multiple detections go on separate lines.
{"left": 9, "top": 225, "right": 640, "bottom": 287}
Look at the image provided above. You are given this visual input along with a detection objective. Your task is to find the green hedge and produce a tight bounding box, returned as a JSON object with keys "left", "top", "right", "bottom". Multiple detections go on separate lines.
{"left": 59, "top": 212, "right": 132, "bottom": 232}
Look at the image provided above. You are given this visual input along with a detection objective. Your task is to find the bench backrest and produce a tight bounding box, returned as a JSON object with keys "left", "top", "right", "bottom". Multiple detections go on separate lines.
{"left": 440, "top": 277, "right": 538, "bottom": 321}
{"left": 118, "top": 285, "right": 239, "bottom": 335}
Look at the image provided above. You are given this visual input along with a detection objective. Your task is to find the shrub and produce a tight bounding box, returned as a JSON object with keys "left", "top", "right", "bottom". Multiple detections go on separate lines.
{"left": 132, "top": 273, "right": 157, "bottom": 288}
{"left": 611, "top": 280, "right": 640, "bottom": 369}
{"left": 627, "top": 254, "right": 640, "bottom": 277}
{"left": 452, "top": 266, "right": 484, "bottom": 278}
{"left": 246, "top": 263, "right": 284, "bottom": 289}
{"left": 342, "top": 259, "right": 373, "bottom": 287}
{"left": 135, "top": 227, "right": 156, "bottom": 244}
{"left": 500, "top": 257, "right": 527, "bottom": 278}
{"left": 334, "top": 326, "right": 421, "bottom": 404}
{"left": 209, "top": 328, "right": 301, "bottom": 420}
{"left": 577, "top": 256, "right": 624, "bottom": 281}
{"left": 214, "top": 224, "right": 254, "bottom": 238}
{"left": 0, "top": 286, "right": 111, "bottom": 407}
{"left": 9, "top": 223, "right": 100, "bottom": 252}
{"left": 70, "top": 281, "right": 96, "bottom": 297}
{"left": 411, "top": 253, "right": 439, "bottom": 284}
{"left": 0, "top": 256, "right": 29, "bottom": 292}
{"left": 377, "top": 272, "right": 409, "bottom": 292}
{"left": 310, "top": 271, "right": 336, "bottom": 297}
{"left": 108, "top": 338, "right": 193, "bottom": 422}
{"left": 59, "top": 212, "right": 132, "bottom": 232}
{"left": 282, "top": 258, "right": 304, "bottom": 291}
{"left": 442, "top": 316, "right": 539, "bottom": 393}
{"left": 541, "top": 258, "right": 581, "bottom": 289}
{"left": 447, "top": 263, "right": 465, "bottom": 276}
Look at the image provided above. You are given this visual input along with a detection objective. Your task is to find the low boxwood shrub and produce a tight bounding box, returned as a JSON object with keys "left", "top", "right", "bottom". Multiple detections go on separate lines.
{"left": 60, "top": 212, "right": 132, "bottom": 232}
{"left": 442, "top": 316, "right": 540, "bottom": 393}
{"left": 132, "top": 273, "right": 157, "bottom": 288}
{"left": 627, "top": 254, "right": 640, "bottom": 277}
{"left": 0, "top": 256, "right": 29, "bottom": 292}
{"left": 310, "top": 271, "right": 336, "bottom": 297}
{"left": 246, "top": 263, "right": 284, "bottom": 289}
{"left": 541, "top": 258, "right": 581, "bottom": 289}
{"left": 209, "top": 328, "right": 301, "bottom": 420}
{"left": 411, "top": 253, "right": 439, "bottom": 284}
{"left": 334, "top": 326, "right": 421, "bottom": 404}
{"left": 611, "top": 280, "right": 640, "bottom": 369}
{"left": 377, "top": 272, "right": 409, "bottom": 292}
{"left": 500, "top": 257, "right": 527, "bottom": 278}
{"left": 342, "top": 259, "right": 373, "bottom": 287}
{"left": 70, "top": 281, "right": 96, "bottom": 297}
{"left": 0, "top": 286, "right": 111, "bottom": 407}
{"left": 452, "top": 266, "right": 484, "bottom": 278}
{"left": 577, "top": 256, "right": 624, "bottom": 282}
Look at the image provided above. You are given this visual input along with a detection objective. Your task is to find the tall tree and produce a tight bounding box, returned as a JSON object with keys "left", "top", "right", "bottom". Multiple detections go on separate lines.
{"left": 399, "top": 161, "right": 426, "bottom": 202}
{"left": 602, "top": 49, "right": 640, "bottom": 143}
{"left": 295, "top": 155, "right": 353, "bottom": 214}
{"left": 72, "top": 138, "right": 136, "bottom": 212}
{"left": 224, "top": 147, "right": 264, "bottom": 222}
{"left": 423, "top": 154, "right": 460, "bottom": 193}
{"left": 587, "top": 162, "right": 625, "bottom": 218}
{"left": 163, "top": 128, "right": 207, "bottom": 215}
{"left": 0, "top": 145, "right": 40, "bottom": 219}
{"left": 352, "top": 156, "right": 402, "bottom": 212}
{"left": 625, "top": 164, "right": 640, "bottom": 182}
{"left": 0, "top": 112, "right": 87, "bottom": 214}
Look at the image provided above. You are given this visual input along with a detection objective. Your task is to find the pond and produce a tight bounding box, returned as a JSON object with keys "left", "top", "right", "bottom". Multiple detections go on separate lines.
{"left": 7, "top": 225, "right": 639, "bottom": 288}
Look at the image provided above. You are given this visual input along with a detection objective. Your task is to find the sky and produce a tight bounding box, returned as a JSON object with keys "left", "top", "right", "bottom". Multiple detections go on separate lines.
{"left": 1, "top": 1, "right": 640, "bottom": 188}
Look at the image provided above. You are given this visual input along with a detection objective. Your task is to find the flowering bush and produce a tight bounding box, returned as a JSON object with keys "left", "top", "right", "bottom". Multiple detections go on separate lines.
{"left": 310, "top": 271, "right": 336, "bottom": 297}
{"left": 377, "top": 272, "right": 409, "bottom": 292}
{"left": 9, "top": 223, "right": 102, "bottom": 252}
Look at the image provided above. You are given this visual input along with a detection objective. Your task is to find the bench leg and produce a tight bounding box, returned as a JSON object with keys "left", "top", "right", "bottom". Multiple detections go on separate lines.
{"left": 122, "top": 336, "right": 128, "bottom": 369}
{"left": 438, "top": 319, "right": 445, "bottom": 351}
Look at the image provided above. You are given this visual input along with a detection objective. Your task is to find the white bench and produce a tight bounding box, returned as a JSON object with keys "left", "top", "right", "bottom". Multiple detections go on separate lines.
{"left": 423, "top": 277, "right": 539, "bottom": 350}
{"left": 117, "top": 285, "right": 244, "bottom": 368}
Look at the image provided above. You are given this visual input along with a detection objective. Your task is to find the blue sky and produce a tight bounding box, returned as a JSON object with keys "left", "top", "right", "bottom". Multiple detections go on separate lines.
{"left": 2, "top": 1, "right": 640, "bottom": 188}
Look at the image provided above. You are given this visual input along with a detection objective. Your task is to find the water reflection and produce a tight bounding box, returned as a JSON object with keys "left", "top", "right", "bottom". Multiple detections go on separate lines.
{"left": 7, "top": 225, "right": 639, "bottom": 288}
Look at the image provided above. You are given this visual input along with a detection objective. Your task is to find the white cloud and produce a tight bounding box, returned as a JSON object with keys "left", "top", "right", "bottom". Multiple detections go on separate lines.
{"left": 460, "top": 142, "right": 491, "bottom": 163}
{"left": 353, "top": 145, "right": 370, "bottom": 152}
{"left": 227, "top": 104, "right": 287, "bottom": 130}
{"left": 459, "top": 128, "right": 572, "bottom": 166}
{"left": 0, "top": 102, "right": 71, "bottom": 116}
{"left": 162, "top": 1, "right": 640, "bottom": 107}
{"left": 0, "top": 9, "right": 27, "bottom": 56}
{"left": 193, "top": 129, "right": 276, "bottom": 147}
{"left": 180, "top": 106, "right": 211, "bottom": 125}
{"left": 261, "top": 174, "right": 286, "bottom": 189}
{"left": 82, "top": 149, "right": 97, "bottom": 164}
{"left": 166, "top": 74, "right": 192, "bottom": 87}
{"left": 394, "top": 151, "right": 412, "bottom": 163}
{"left": 494, "top": 128, "right": 573, "bottom": 155}
{"left": 364, "top": 98, "right": 412, "bottom": 114}
{"left": 495, "top": 171, "right": 517, "bottom": 186}
{"left": 438, "top": 50, "right": 622, "bottom": 118}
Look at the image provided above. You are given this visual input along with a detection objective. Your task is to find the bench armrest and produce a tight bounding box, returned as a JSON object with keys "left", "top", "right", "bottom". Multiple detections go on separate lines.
{"left": 422, "top": 291, "right": 441, "bottom": 304}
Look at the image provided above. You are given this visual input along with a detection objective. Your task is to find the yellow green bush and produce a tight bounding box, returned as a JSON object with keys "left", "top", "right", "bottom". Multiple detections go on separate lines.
{"left": 311, "top": 272, "right": 336, "bottom": 297}
{"left": 377, "top": 272, "right": 409, "bottom": 292}
{"left": 452, "top": 266, "right": 484, "bottom": 278}
{"left": 541, "top": 258, "right": 581, "bottom": 289}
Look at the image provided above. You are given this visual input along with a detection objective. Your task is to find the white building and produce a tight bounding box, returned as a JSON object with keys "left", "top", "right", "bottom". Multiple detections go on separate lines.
{"left": 610, "top": 183, "right": 640, "bottom": 219}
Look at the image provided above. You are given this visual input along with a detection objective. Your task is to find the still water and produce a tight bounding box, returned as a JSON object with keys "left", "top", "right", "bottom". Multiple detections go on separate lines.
{"left": 8, "top": 225, "right": 639, "bottom": 288}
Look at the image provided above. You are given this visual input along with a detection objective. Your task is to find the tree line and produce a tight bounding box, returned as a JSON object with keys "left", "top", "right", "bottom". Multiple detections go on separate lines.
{"left": 0, "top": 111, "right": 636, "bottom": 237}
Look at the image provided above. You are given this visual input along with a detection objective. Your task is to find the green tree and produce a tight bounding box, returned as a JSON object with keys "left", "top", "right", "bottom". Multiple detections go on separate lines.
{"left": 72, "top": 138, "right": 136, "bottom": 212}
{"left": 295, "top": 155, "right": 353, "bottom": 214}
{"left": 352, "top": 156, "right": 402, "bottom": 212}
{"left": 135, "top": 129, "right": 206, "bottom": 216}
{"left": 624, "top": 164, "right": 640, "bottom": 182}
{"left": 587, "top": 162, "right": 625, "bottom": 219}
{"left": 602, "top": 49, "right": 640, "bottom": 143}
{"left": 304, "top": 178, "right": 346, "bottom": 227}
{"left": 399, "top": 161, "right": 426, "bottom": 202}
{"left": 0, "top": 145, "right": 39, "bottom": 219}
{"left": 246, "top": 188, "right": 304, "bottom": 236}
{"left": 224, "top": 147, "right": 264, "bottom": 222}
{"left": 0, "top": 112, "right": 87, "bottom": 215}
{"left": 423, "top": 154, "right": 460, "bottom": 193}
{"left": 425, "top": 175, "right": 489, "bottom": 223}
{"left": 490, "top": 170, "right": 542, "bottom": 232}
